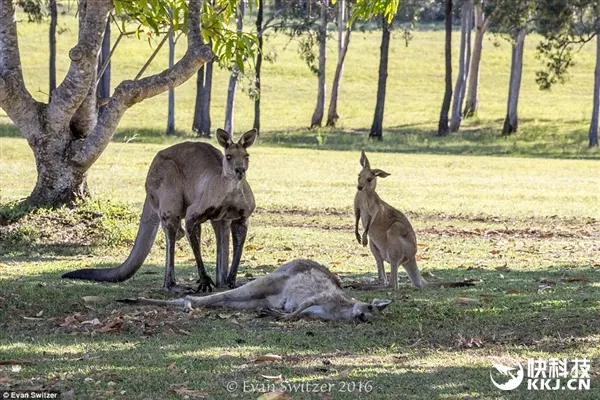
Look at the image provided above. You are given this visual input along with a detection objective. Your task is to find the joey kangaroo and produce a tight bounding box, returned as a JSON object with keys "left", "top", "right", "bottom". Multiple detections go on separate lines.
{"left": 354, "top": 150, "right": 474, "bottom": 290}
{"left": 118, "top": 259, "right": 392, "bottom": 322}
{"left": 62, "top": 129, "right": 258, "bottom": 292}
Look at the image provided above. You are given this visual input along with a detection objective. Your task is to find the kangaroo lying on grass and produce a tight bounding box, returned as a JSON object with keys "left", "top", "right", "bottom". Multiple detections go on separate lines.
{"left": 63, "top": 129, "right": 257, "bottom": 293}
{"left": 117, "top": 259, "right": 392, "bottom": 322}
{"left": 354, "top": 150, "right": 474, "bottom": 290}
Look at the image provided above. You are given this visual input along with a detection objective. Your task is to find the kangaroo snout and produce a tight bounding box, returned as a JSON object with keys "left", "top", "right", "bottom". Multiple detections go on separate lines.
{"left": 357, "top": 185, "right": 364, "bottom": 191}
{"left": 235, "top": 167, "right": 246, "bottom": 179}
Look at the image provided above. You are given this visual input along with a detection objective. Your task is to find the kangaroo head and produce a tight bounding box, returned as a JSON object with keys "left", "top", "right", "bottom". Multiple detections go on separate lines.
{"left": 216, "top": 128, "right": 258, "bottom": 181}
{"left": 357, "top": 150, "right": 390, "bottom": 192}
{"left": 351, "top": 298, "right": 392, "bottom": 322}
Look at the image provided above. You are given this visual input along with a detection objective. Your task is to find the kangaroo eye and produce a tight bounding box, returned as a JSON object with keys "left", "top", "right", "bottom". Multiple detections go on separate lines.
{"left": 368, "top": 305, "right": 373, "bottom": 311}
{"left": 367, "top": 178, "right": 372, "bottom": 182}
{"left": 245, "top": 155, "right": 249, "bottom": 159}
{"left": 226, "top": 155, "right": 232, "bottom": 161}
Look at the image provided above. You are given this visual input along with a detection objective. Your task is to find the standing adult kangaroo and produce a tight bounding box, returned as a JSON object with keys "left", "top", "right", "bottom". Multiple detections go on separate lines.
{"left": 62, "top": 128, "right": 258, "bottom": 292}
{"left": 354, "top": 150, "right": 474, "bottom": 290}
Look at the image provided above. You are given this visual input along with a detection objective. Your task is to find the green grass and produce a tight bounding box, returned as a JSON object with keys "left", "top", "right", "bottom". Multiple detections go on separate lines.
{"left": 1, "top": 11, "right": 600, "bottom": 400}
{"left": 1, "top": 138, "right": 600, "bottom": 399}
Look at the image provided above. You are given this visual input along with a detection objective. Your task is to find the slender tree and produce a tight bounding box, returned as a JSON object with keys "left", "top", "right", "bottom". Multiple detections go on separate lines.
{"left": 310, "top": 0, "right": 328, "bottom": 128}
{"left": 166, "top": 25, "right": 176, "bottom": 135}
{"left": 438, "top": 0, "right": 453, "bottom": 136}
{"left": 450, "top": 0, "right": 473, "bottom": 132}
{"left": 253, "top": 0, "right": 264, "bottom": 132}
{"left": 97, "top": 19, "right": 111, "bottom": 114}
{"left": 49, "top": 0, "right": 57, "bottom": 97}
{"left": 370, "top": 17, "right": 391, "bottom": 140}
{"left": 224, "top": 0, "right": 246, "bottom": 133}
{"left": 502, "top": 27, "right": 526, "bottom": 135}
{"left": 326, "top": 0, "right": 352, "bottom": 127}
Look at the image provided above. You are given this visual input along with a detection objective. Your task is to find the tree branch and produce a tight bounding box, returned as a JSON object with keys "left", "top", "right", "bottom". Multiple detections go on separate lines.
{"left": 0, "top": 0, "right": 40, "bottom": 138}
{"left": 71, "top": 0, "right": 213, "bottom": 169}
{"left": 47, "top": 0, "right": 112, "bottom": 133}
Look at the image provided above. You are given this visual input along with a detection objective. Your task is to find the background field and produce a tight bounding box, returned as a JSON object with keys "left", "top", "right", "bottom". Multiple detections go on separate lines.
{"left": 1, "top": 12, "right": 600, "bottom": 400}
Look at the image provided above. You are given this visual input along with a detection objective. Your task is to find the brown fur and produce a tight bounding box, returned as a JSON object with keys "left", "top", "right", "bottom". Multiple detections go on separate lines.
{"left": 354, "top": 150, "right": 474, "bottom": 290}
{"left": 63, "top": 129, "right": 258, "bottom": 292}
{"left": 117, "top": 259, "right": 392, "bottom": 322}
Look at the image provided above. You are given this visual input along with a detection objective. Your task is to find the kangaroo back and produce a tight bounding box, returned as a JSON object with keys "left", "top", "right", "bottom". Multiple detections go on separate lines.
{"left": 62, "top": 198, "right": 160, "bottom": 282}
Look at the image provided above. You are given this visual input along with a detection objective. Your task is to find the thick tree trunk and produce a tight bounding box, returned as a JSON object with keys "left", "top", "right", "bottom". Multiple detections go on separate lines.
{"left": 224, "top": 1, "right": 245, "bottom": 133}
{"left": 450, "top": 0, "right": 472, "bottom": 133}
{"left": 97, "top": 19, "right": 110, "bottom": 114}
{"left": 463, "top": 3, "right": 486, "bottom": 118}
{"left": 166, "top": 28, "right": 175, "bottom": 135}
{"left": 502, "top": 28, "right": 526, "bottom": 135}
{"left": 0, "top": 0, "right": 213, "bottom": 207}
{"left": 253, "top": 0, "right": 263, "bottom": 133}
{"left": 589, "top": 30, "right": 600, "bottom": 147}
{"left": 370, "top": 19, "right": 391, "bottom": 141}
{"left": 49, "top": 0, "right": 57, "bottom": 98}
{"left": 310, "top": 0, "right": 328, "bottom": 128}
{"left": 438, "top": 0, "right": 453, "bottom": 136}
{"left": 326, "top": 0, "right": 351, "bottom": 127}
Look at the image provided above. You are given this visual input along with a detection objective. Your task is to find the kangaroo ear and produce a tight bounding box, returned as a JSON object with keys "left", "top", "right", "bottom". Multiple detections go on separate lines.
{"left": 371, "top": 298, "right": 392, "bottom": 311}
{"left": 360, "top": 150, "right": 370, "bottom": 169}
{"left": 238, "top": 128, "right": 258, "bottom": 148}
{"left": 373, "top": 169, "right": 390, "bottom": 178}
{"left": 216, "top": 129, "right": 234, "bottom": 149}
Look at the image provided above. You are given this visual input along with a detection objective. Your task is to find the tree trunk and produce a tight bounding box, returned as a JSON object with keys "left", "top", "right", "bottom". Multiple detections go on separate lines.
{"left": 370, "top": 19, "right": 391, "bottom": 141}
{"left": 310, "top": 0, "right": 328, "bottom": 128}
{"left": 224, "top": 1, "right": 245, "bottom": 133}
{"left": 97, "top": 18, "right": 110, "bottom": 115}
{"left": 450, "top": 0, "right": 472, "bottom": 132}
{"left": 166, "top": 27, "right": 175, "bottom": 135}
{"left": 326, "top": 0, "right": 351, "bottom": 127}
{"left": 502, "top": 28, "right": 526, "bottom": 135}
{"left": 192, "top": 50, "right": 213, "bottom": 137}
{"left": 0, "top": 0, "right": 213, "bottom": 207}
{"left": 438, "top": 0, "right": 453, "bottom": 136}
{"left": 253, "top": 0, "right": 263, "bottom": 133}
{"left": 49, "top": 0, "right": 57, "bottom": 98}
{"left": 589, "top": 29, "right": 600, "bottom": 147}
{"left": 463, "top": 3, "right": 486, "bottom": 118}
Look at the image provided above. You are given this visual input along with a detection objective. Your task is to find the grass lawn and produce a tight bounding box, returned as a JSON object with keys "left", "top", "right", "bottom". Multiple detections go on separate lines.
{"left": 1, "top": 137, "right": 599, "bottom": 399}
{"left": 1, "top": 9, "right": 600, "bottom": 400}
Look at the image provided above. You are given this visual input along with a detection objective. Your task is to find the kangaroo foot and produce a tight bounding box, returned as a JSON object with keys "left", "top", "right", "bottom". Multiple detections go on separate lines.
{"left": 164, "top": 283, "right": 196, "bottom": 294}
{"left": 196, "top": 274, "right": 215, "bottom": 293}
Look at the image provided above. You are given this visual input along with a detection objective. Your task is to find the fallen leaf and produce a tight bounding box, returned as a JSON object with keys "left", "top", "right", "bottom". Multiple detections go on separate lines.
{"left": 455, "top": 297, "right": 481, "bottom": 305}
{"left": 0, "top": 359, "right": 36, "bottom": 365}
{"left": 327, "top": 368, "right": 353, "bottom": 380}
{"left": 276, "top": 258, "right": 287, "bottom": 263}
{"left": 283, "top": 246, "right": 293, "bottom": 251}
{"left": 81, "top": 318, "right": 102, "bottom": 326}
{"left": 495, "top": 264, "right": 510, "bottom": 271}
{"left": 95, "top": 320, "right": 123, "bottom": 333}
{"left": 22, "top": 316, "right": 44, "bottom": 321}
{"left": 82, "top": 296, "right": 106, "bottom": 303}
{"left": 245, "top": 244, "right": 264, "bottom": 251}
{"left": 490, "top": 249, "right": 498, "bottom": 255}
{"left": 107, "top": 381, "right": 117, "bottom": 387}
{"left": 331, "top": 261, "right": 342, "bottom": 265}
{"left": 257, "top": 391, "right": 291, "bottom": 400}
{"left": 170, "top": 385, "right": 210, "bottom": 398}
{"left": 540, "top": 279, "right": 556, "bottom": 286}
{"left": 261, "top": 374, "right": 283, "bottom": 382}
{"left": 562, "top": 276, "right": 591, "bottom": 283}
{"left": 417, "top": 243, "right": 429, "bottom": 249}
{"left": 421, "top": 270, "right": 435, "bottom": 279}
{"left": 253, "top": 354, "right": 283, "bottom": 363}
{"left": 506, "top": 289, "right": 520, "bottom": 294}
{"left": 537, "top": 284, "right": 554, "bottom": 292}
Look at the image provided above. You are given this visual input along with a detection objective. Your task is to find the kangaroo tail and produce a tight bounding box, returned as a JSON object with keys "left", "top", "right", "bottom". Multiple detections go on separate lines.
{"left": 62, "top": 198, "right": 160, "bottom": 282}
{"left": 404, "top": 258, "right": 475, "bottom": 288}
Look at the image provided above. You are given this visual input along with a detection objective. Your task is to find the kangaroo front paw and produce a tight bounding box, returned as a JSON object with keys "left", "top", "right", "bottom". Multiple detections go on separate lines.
{"left": 196, "top": 274, "right": 215, "bottom": 293}
{"left": 361, "top": 233, "right": 368, "bottom": 247}
{"left": 355, "top": 231, "right": 362, "bottom": 244}
{"left": 165, "top": 283, "right": 195, "bottom": 294}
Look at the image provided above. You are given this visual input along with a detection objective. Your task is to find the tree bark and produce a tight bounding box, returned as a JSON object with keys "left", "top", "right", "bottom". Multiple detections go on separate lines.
{"left": 49, "top": 0, "right": 57, "bottom": 98}
{"left": 97, "top": 18, "right": 110, "bottom": 115}
{"left": 253, "top": 0, "right": 264, "bottom": 133}
{"left": 438, "top": 0, "right": 453, "bottom": 136}
{"left": 310, "top": 0, "right": 328, "bottom": 128}
{"left": 589, "top": 29, "right": 600, "bottom": 147}
{"left": 502, "top": 27, "right": 526, "bottom": 135}
{"left": 166, "top": 27, "right": 175, "bottom": 135}
{"left": 370, "top": 18, "right": 391, "bottom": 141}
{"left": 0, "top": 0, "right": 213, "bottom": 206}
{"left": 463, "top": 3, "right": 488, "bottom": 118}
{"left": 224, "top": 1, "right": 245, "bottom": 134}
{"left": 450, "top": 0, "right": 472, "bottom": 133}
{"left": 326, "top": 0, "right": 351, "bottom": 127}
